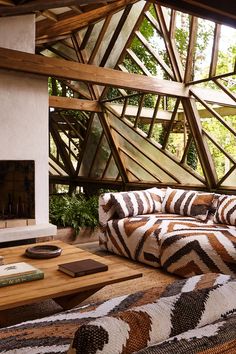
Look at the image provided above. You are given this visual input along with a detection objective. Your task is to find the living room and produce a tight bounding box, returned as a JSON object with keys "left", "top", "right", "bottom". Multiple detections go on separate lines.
{"left": 0, "top": 0, "right": 235, "bottom": 353}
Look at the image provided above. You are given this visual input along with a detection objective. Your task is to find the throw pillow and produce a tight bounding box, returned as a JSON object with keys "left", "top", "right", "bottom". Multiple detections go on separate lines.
{"left": 162, "top": 187, "right": 214, "bottom": 221}
{"left": 214, "top": 194, "right": 236, "bottom": 225}
{"left": 68, "top": 277, "right": 236, "bottom": 354}
{"left": 110, "top": 188, "right": 164, "bottom": 218}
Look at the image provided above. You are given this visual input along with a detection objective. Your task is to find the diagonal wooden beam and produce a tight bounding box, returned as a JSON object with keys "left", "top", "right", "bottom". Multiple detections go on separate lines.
{"left": 0, "top": 47, "right": 189, "bottom": 97}
{"left": 36, "top": 0, "right": 139, "bottom": 42}
{"left": 99, "top": 3, "right": 133, "bottom": 67}
{"left": 99, "top": 112, "right": 129, "bottom": 184}
{"left": 181, "top": 97, "right": 217, "bottom": 188}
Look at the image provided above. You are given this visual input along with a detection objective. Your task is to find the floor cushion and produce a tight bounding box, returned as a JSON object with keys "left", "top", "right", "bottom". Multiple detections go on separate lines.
{"left": 105, "top": 214, "right": 200, "bottom": 267}
{"left": 137, "top": 314, "right": 236, "bottom": 354}
{"left": 68, "top": 274, "right": 236, "bottom": 353}
{"left": 0, "top": 273, "right": 233, "bottom": 354}
{"left": 160, "top": 227, "right": 236, "bottom": 277}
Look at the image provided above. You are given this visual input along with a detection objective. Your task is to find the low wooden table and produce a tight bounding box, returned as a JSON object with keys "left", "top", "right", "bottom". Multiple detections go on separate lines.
{"left": 0, "top": 240, "right": 142, "bottom": 311}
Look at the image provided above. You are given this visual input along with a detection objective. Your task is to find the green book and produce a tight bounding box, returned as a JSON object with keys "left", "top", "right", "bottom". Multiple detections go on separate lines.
{"left": 0, "top": 269, "right": 44, "bottom": 287}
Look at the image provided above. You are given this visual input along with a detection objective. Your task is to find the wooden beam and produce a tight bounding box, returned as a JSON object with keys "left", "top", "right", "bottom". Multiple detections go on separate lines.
{"left": 99, "top": 3, "right": 133, "bottom": 67}
{"left": 135, "top": 30, "right": 174, "bottom": 79}
{"left": 0, "top": 47, "right": 189, "bottom": 97}
{"left": 49, "top": 96, "right": 102, "bottom": 112}
{"left": 88, "top": 14, "right": 112, "bottom": 64}
{"left": 209, "top": 24, "right": 221, "bottom": 77}
{"left": 109, "top": 103, "right": 172, "bottom": 121}
{"left": 191, "top": 87, "right": 236, "bottom": 107}
{"left": 41, "top": 9, "right": 58, "bottom": 22}
{"left": 36, "top": 0, "right": 138, "bottom": 42}
{"left": 0, "top": 0, "right": 14, "bottom": 6}
{"left": 151, "top": 0, "right": 236, "bottom": 29}
{"left": 155, "top": 4, "right": 184, "bottom": 82}
{"left": 184, "top": 16, "right": 198, "bottom": 83}
{"left": 0, "top": 0, "right": 117, "bottom": 16}
{"left": 181, "top": 98, "right": 217, "bottom": 188}
{"left": 126, "top": 48, "right": 152, "bottom": 76}
{"left": 99, "top": 112, "right": 129, "bottom": 183}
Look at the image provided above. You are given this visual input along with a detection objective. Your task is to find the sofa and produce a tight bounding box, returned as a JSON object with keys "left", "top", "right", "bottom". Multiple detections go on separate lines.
{"left": 99, "top": 187, "right": 236, "bottom": 277}
{"left": 0, "top": 273, "right": 235, "bottom": 354}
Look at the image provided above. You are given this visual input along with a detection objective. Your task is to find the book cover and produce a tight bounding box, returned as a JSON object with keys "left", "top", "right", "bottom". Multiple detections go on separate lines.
{"left": 0, "top": 270, "right": 44, "bottom": 288}
{"left": 58, "top": 259, "right": 108, "bottom": 277}
{"left": 0, "top": 262, "right": 40, "bottom": 279}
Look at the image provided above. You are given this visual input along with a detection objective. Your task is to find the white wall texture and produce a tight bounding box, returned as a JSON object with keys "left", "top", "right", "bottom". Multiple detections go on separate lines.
{"left": 0, "top": 15, "right": 49, "bottom": 224}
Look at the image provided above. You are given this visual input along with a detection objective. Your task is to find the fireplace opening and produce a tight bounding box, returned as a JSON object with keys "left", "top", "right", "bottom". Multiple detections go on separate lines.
{"left": 0, "top": 161, "right": 35, "bottom": 221}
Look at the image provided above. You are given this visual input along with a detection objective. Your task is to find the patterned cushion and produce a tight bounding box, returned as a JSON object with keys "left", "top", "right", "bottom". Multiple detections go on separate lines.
{"left": 0, "top": 273, "right": 233, "bottom": 354}
{"left": 68, "top": 275, "right": 236, "bottom": 354}
{"left": 136, "top": 314, "right": 236, "bottom": 354}
{"left": 160, "top": 227, "right": 236, "bottom": 277}
{"left": 99, "top": 192, "right": 118, "bottom": 228}
{"left": 162, "top": 187, "right": 214, "bottom": 221}
{"left": 214, "top": 194, "right": 236, "bottom": 226}
{"left": 110, "top": 188, "right": 164, "bottom": 219}
{"left": 102, "top": 214, "right": 205, "bottom": 268}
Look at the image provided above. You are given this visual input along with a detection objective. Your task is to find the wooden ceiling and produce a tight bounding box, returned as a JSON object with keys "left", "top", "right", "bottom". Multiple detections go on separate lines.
{"left": 0, "top": 0, "right": 235, "bottom": 193}
{"left": 0, "top": 1, "right": 236, "bottom": 26}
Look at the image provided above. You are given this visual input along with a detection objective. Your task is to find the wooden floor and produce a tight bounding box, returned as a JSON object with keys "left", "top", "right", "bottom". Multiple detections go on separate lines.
{"left": 0, "top": 241, "right": 178, "bottom": 328}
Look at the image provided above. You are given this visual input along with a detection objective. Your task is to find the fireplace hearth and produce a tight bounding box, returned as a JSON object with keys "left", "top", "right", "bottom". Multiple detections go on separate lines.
{"left": 0, "top": 160, "right": 35, "bottom": 221}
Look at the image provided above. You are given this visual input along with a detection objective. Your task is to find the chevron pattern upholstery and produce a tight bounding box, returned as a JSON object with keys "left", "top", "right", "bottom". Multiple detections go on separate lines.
{"left": 214, "top": 194, "right": 236, "bottom": 225}
{"left": 69, "top": 274, "right": 236, "bottom": 354}
{"left": 1, "top": 273, "right": 235, "bottom": 354}
{"left": 162, "top": 187, "right": 215, "bottom": 221}
{"left": 102, "top": 214, "right": 203, "bottom": 267}
{"left": 160, "top": 227, "right": 236, "bottom": 277}
{"left": 99, "top": 188, "right": 236, "bottom": 277}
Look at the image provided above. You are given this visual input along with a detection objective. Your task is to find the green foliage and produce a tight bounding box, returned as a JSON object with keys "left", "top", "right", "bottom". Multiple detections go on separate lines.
{"left": 49, "top": 193, "right": 99, "bottom": 235}
{"left": 186, "top": 141, "right": 198, "bottom": 170}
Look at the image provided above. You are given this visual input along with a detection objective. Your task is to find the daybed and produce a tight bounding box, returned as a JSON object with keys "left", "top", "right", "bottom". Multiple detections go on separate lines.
{"left": 0, "top": 273, "right": 235, "bottom": 354}
{"left": 99, "top": 187, "right": 236, "bottom": 277}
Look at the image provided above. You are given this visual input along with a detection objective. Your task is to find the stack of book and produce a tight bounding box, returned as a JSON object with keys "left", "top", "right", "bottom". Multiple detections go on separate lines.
{"left": 0, "top": 262, "right": 44, "bottom": 287}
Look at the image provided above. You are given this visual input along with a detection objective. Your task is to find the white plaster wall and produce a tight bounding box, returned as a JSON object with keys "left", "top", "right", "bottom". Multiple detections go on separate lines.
{"left": 0, "top": 15, "right": 49, "bottom": 224}
{"left": 0, "top": 15, "right": 35, "bottom": 53}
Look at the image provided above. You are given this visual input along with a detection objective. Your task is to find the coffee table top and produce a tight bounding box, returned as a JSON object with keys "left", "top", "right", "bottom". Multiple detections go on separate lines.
{"left": 0, "top": 241, "right": 142, "bottom": 311}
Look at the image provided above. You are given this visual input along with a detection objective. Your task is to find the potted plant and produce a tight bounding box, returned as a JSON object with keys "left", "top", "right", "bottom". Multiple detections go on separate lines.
{"left": 49, "top": 193, "right": 99, "bottom": 244}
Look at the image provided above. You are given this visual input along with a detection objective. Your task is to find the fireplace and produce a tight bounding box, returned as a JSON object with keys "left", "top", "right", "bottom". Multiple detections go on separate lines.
{"left": 0, "top": 161, "right": 35, "bottom": 224}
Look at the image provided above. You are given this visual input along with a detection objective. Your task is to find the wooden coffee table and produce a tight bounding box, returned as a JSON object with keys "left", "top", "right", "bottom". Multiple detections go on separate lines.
{"left": 0, "top": 240, "right": 142, "bottom": 311}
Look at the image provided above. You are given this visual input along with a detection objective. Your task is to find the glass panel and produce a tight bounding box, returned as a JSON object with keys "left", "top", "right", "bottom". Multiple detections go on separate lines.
{"left": 79, "top": 115, "right": 102, "bottom": 176}
{"left": 90, "top": 135, "right": 111, "bottom": 178}
{"left": 108, "top": 112, "right": 204, "bottom": 185}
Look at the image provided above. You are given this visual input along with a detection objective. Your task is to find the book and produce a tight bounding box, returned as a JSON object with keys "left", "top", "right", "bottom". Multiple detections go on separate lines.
{"left": 0, "top": 269, "right": 44, "bottom": 288}
{"left": 0, "top": 262, "right": 40, "bottom": 280}
{"left": 58, "top": 259, "right": 108, "bottom": 277}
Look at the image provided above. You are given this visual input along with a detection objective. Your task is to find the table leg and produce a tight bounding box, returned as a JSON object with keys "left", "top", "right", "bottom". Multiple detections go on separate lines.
{"left": 53, "top": 286, "right": 104, "bottom": 310}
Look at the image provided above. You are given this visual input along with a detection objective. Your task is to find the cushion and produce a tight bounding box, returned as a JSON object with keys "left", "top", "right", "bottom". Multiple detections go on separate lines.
{"left": 214, "top": 194, "right": 236, "bottom": 226}
{"left": 160, "top": 227, "right": 236, "bottom": 277}
{"left": 162, "top": 187, "right": 214, "bottom": 221}
{"left": 0, "top": 273, "right": 232, "bottom": 354}
{"left": 68, "top": 275, "right": 236, "bottom": 354}
{"left": 136, "top": 314, "right": 236, "bottom": 354}
{"left": 104, "top": 214, "right": 204, "bottom": 267}
{"left": 110, "top": 188, "right": 164, "bottom": 219}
